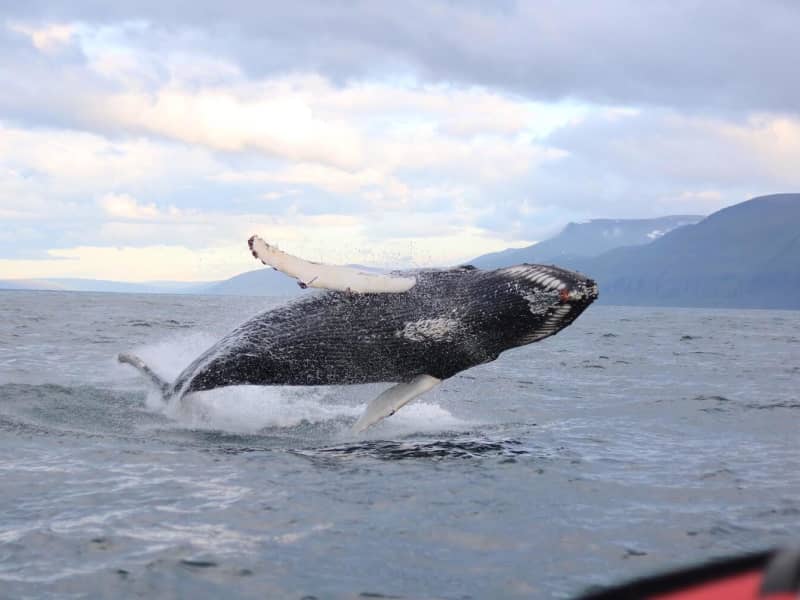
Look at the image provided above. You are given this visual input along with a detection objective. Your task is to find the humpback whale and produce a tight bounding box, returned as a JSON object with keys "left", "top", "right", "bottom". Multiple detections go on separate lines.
{"left": 120, "top": 236, "right": 598, "bottom": 431}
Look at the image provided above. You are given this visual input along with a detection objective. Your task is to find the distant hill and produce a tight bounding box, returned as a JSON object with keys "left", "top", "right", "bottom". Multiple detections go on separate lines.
{"left": 568, "top": 194, "right": 800, "bottom": 309}
{"left": 4, "top": 195, "right": 797, "bottom": 308}
{"left": 202, "top": 268, "right": 305, "bottom": 296}
{"left": 471, "top": 215, "right": 703, "bottom": 269}
{"left": 0, "top": 279, "right": 66, "bottom": 291}
{"left": 0, "top": 278, "right": 213, "bottom": 294}
{"left": 0, "top": 271, "right": 325, "bottom": 297}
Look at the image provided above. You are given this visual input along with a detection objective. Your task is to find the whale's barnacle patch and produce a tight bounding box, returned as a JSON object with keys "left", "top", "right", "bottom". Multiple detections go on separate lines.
{"left": 396, "top": 317, "right": 461, "bottom": 343}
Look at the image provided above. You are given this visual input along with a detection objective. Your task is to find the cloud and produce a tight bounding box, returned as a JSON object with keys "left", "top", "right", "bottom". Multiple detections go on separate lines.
{"left": 0, "top": 215, "right": 532, "bottom": 281}
{"left": 8, "top": 21, "right": 75, "bottom": 52}
{"left": 4, "top": 1, "right": 799, "bottom": 112}
{"left": 0, "top": 21, "right": 569, "bottom": 207}
{"left": 546, "top": 110, "right": 800, "bottom": 191}
{"left": 0, "top": 123, "right": 220, "bottom": 198}
{"left": 1, "top": 3, "right": 799, "bottom": 281}
{"left": 98, "top": 192, "right": 178, "bottom": 220}
{"left": 0, "top": 244, "right": 246, "bottom": 281}
{"left": 93, "top": 86, "right": 366, "bottom": 170}
{"left": 484, "top": 108, "right": 800, "bottom": 232}
{"left": 0, "top": 37, "right": 568, "bottom": 253}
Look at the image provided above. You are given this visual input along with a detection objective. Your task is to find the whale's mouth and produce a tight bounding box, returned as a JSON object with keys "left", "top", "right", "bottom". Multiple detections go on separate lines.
{"left": 501, "top": 265, "right": 597, "bottom": 301}
{"left": 510, "top": 269, "right": 598, "bottom": 344}
{"left": 560, "top": 279, "right": 598, "bottom": 304}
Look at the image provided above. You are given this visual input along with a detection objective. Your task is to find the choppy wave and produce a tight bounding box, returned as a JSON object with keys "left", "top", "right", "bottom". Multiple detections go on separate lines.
{"left": 0, "top": 380, "right": 475, "bottom": 451}
{"left": 3, "top": 293, "right": 800, "bottom": 599}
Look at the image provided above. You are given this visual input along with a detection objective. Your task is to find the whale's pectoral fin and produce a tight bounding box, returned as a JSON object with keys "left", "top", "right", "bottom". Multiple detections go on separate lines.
{"left": 351, "top": 374, "right": 441, "bottom": 433}
{"left": 248, "top": 235, "right": 417, "bottom": 294}
{"left": 118, "top": 352, "right": 171, "bottom": 399}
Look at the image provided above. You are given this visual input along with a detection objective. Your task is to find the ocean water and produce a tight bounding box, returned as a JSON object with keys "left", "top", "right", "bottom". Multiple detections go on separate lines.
{"left": 0, "top": 290, "right": 798, "bottom": 599}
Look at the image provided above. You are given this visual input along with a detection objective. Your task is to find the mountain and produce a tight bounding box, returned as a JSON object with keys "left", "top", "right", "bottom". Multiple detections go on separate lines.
{"left": 471, "top": 215, "right": 703, "bottom": 269}
{"left": 0, "top": 278, "right": 213, "bottom": 294}
{"left": 202, "top": 268, "right": 305, "bottom": 296}
{"left": 569, "top": 194, "right": 800, "bottom": 309}
{"left": 0, "top": 279, "right": 66, "bottom": 291}
{"left": 5, "top": 195, "right": 796, "bottom": 308}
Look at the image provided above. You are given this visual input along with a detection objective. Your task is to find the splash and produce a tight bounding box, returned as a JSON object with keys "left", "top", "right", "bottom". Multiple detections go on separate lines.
{"left": 117, "top": 333, "right": 472, "bottom": 435}
{"left": 161, "top": 388, "right": 471, "bottom": 436}
{"left": 163, "top": 385, "right": 361, "bottom": 433}
{"left": 359, "top": 400, "right": 472, "bottom": 437}
{"left": 117, "top": 331, "right": 219, "bottom": 383}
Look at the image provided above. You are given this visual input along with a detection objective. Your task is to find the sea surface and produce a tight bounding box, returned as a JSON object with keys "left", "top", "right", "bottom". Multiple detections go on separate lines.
{"left": 0, "top": 290, "right": 798, "bottom": 599}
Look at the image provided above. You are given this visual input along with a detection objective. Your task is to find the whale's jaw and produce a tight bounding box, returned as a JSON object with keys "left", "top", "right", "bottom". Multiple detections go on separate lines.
{"left": 498, "top": 264, "right": 598, "bottom": 346}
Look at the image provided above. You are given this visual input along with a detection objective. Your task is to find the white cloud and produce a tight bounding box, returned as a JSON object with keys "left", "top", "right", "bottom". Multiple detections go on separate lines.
{"left": 0, "top": 217, "right": 531, "bottom": 281}
{"left": 9, "top": 22, "right": 76, "bottom": 52}
{"left": 555, "top": 110, "right": 800, "bottom": 188}
{"left": 99, "top": 193, "right": 169, "bottom": 220}
{"left": 0, "top": 123, "right": 220, "bottom": 201}
{"left": 216, "top": 164, "right": 396, "bottom": 197}
{"left": 2, "top": 14, "right": 799, "bottom": 282}
{"left": 94, "top": 86, "right": 366, "bottom": 169}
{"left": 0, "top": 244, "right": 245, "bottom": 281}
{"left": 78, "top": 74, "right": 566, "bottom": 188}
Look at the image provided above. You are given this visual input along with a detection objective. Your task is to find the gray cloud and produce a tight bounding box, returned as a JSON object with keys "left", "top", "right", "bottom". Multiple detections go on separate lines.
{"left": 4, "top": 0, "right": 799, "bottom": 113}
{"left": 494, "top": 109, "right": 789, "bottom": 230}
{"left": 546, "top": 110, "right": 800, "bottom": 191}
{"left": 2, "top": 1, "right": 798, "bottom": 276}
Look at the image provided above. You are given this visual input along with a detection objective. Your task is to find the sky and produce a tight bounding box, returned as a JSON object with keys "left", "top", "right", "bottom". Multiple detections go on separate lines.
{"left": 1, "top": 1, "right": 798, "bottom": 282}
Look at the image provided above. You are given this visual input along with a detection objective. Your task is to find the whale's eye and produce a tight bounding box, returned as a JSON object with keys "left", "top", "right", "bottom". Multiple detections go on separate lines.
{"left": 559, "top": 288, "right": 570, "bottom": 303}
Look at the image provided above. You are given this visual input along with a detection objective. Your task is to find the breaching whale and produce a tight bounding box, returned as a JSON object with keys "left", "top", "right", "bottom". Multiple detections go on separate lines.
{"left": 119, "top": 236, "right": 598, "bottom": 431}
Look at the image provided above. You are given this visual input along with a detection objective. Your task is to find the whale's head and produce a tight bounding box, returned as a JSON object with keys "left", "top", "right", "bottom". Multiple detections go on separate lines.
{"left": 496, "top": 264, "right": 598, "bottom": 347}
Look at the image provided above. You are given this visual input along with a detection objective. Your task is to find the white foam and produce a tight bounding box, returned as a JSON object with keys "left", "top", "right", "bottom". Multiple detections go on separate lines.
{"left": 135, "top": 332, "right": 219, "bottom": 380}
{"left": 112, "top": 331, "right": 219, "bottom": 390}
{"left": 164, "top": 385, "right": 361, "bottom": 433}
{"left": 160, "top": 385, "right": 470, "bottom": 436}
{"left": 119, "top": 334, "right": 470, "bottom": 435}
{"left": 354, "top": 400, "right": 473, "bottom": 438}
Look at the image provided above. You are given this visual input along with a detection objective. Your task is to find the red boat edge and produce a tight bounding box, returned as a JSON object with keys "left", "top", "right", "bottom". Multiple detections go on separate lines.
{"left": 576, "top": 547, "right": 800, "bottom": 600}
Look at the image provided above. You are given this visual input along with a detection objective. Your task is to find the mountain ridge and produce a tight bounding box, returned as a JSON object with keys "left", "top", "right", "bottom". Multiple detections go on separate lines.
{"left": 3, "top": 195, "right": 797, "bottom": 308}
{"left": 564, "top": 194, "right": 800, "bottom": 308}
{"left": 471, "top": 214, "right": 704, "bottom": 269}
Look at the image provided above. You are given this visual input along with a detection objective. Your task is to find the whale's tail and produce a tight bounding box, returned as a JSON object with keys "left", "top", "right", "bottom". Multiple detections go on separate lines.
{"left": 118, "top": 353, "right": 171, "bottom": 400}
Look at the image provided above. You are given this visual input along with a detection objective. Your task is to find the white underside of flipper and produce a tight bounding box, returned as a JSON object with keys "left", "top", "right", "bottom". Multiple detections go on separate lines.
{"left": 351, "top": 374, "right": 441, "bottom": 433}
{"left": 248, "top": 235, "right": 416, "bottom": 294}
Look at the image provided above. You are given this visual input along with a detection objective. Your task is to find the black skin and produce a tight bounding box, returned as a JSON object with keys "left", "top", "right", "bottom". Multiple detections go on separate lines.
{"left": 167, "top": 265, "right": 598, "bottom": 400}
